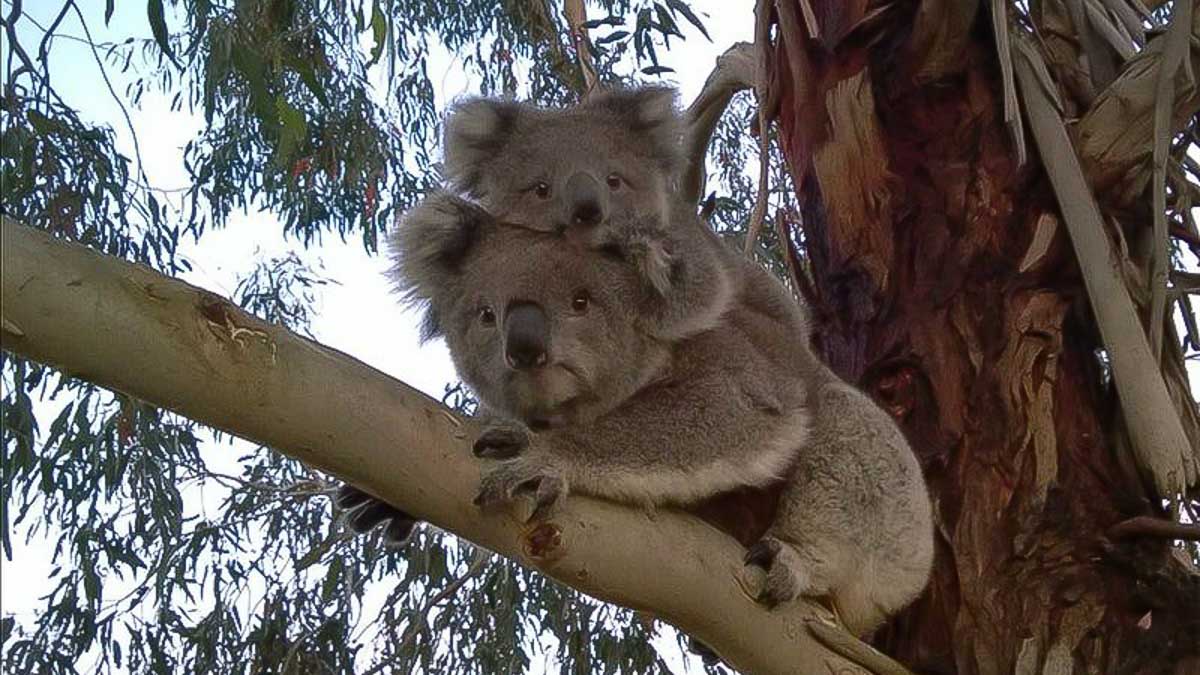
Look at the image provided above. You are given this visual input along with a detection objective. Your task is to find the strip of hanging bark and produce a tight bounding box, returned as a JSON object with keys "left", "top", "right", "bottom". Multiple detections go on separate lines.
{"left": 1148, "top": 0, "right": 1193, "bottom": 359}
{"left": 1108, "top": 515, "right": 1200, "bottom": 541}
{"left": 1013, "top": 39, "right": 1199, "bottom": 497}
{"left": 989, "top": 0, "right": 1026, "bottom": 167}
{"left": 1075, "top": 6, "right": 1200, "bottom": 207}
{"left": 0, "top": 217, "right": 873, "bottom": 675}
{"left": 743, "top": 0, "right": 780, "bottom": 253}
{"left": 563, "top": 0, "right": 597, "bottom": 94}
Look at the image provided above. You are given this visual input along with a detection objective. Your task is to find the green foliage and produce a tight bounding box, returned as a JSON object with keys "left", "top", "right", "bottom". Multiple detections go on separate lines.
{"left": 1, "top": 1, "right": 766, "bottom": 673}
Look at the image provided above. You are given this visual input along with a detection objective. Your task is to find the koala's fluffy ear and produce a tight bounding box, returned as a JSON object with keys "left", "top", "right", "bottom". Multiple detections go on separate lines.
{"left": 442, "top": 97, "right": 523, "bottom": 195}
{"left": 585, "top": 86, "right": 683, "bottom": 174}
{"left": 388, "top": 192, "right": 492, "bottom": 340}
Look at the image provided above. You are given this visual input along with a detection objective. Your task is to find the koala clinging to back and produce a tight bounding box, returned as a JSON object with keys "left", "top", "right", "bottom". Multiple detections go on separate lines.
{"left": 441, "top": 86, "right": 680, "bottom": 235}
{"left": 440, "top": 86, "right": 739, "bottom": 343}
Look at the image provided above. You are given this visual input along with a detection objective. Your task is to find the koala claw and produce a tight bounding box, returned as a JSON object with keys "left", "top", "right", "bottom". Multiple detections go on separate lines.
{"left": 528, "top": 473, "right": 568, "bottom": 522}
{"left": 473, "top": 421, "right": 531, "bottom": 459}
{"left": 741, "top": 537, "right": 798, "bottom": 609}
{"left": 335, "top": 485, "right": 419, "bottom": 545}
{"left": 686, "top": 636, "right": 722, "bottom": 667}
{"left": 474, "top": 459, "right": 567, "bottom": 521}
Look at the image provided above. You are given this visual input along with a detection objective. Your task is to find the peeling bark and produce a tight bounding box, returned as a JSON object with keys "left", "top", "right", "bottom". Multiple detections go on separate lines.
{"left": 764, "top": 2, "right": 1200, "bottom": 673}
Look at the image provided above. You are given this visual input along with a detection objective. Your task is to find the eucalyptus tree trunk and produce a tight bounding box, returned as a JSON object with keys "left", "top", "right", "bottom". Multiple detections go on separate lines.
{"left": 754, "top": 2, "right": 1200, "bottom": 673}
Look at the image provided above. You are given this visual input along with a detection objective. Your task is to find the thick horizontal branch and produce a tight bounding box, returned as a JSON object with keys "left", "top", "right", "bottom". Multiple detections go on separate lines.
{"left": 0, "top": 216, "right": 871, "bottom": 674}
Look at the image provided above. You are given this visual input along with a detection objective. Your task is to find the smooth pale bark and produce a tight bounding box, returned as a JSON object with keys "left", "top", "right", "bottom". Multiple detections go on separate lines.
{"left": 0, "top": 216, "right": 878, "bottom": 675}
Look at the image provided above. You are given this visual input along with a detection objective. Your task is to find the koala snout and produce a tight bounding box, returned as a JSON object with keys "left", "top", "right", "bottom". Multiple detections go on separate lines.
{"left": 504, "top": 302, "right": 550, "bottom": 370}
{"left": 564, "top": 172, "right": 608, "bottom": 227}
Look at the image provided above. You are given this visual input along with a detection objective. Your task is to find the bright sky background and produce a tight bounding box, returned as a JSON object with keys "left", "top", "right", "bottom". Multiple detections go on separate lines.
{"left": 1, "top": 0, "right": 755, "bottom": 671}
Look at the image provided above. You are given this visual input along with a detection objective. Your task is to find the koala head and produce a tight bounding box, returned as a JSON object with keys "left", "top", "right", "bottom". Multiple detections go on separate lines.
{"left": 390, "top": 193, "right": 677, "bottom": 427}
{"left": 440, "top": 86, "right": 682, "bottom": 235}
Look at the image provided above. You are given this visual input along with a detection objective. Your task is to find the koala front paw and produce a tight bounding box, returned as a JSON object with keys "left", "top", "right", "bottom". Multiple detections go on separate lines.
{"left": 474, "top": 458, "right": 567, "bottom": 522}
{"left": 740, "top": 537, "right": 801, "bottom": 608}
{"left": 472, "top": 419, "right": 531, "bottom": 459}
{"left": 335, "top": 484, "right": 419, "bottom": 545}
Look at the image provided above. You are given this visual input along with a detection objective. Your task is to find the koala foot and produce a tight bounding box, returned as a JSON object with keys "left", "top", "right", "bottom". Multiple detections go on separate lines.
{"left": 741, "top": 537, "right": 804, "bottom": 608}
{"left": 335, "top": 484, "right": 419, "bottom": 545}
{"left": 472, "top": 419, "right": 531, "bottom": 459}
{"left": 474, "top": 458, "right": 567, "bottom": 522}
{"left": 686, "top": 636, "right": 723, "bottom": 668}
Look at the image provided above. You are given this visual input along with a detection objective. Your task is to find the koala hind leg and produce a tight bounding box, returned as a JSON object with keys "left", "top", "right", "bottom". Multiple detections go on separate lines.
{"left": 741, "top": 535, "right": 844, "bottom": 610}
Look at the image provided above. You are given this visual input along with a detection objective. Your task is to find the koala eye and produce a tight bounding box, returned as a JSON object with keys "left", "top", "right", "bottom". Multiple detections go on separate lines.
{"left": 571, "top": 291, "right": 590, "bottom": 314}
{"left": 478, "top": 306, "right": 496, "bottom": 326}
{"left": 606, "top": 174, "right": 622, "bottom": 191}
{"left": 534, "top": 182, "right": 551, "bottom": 199}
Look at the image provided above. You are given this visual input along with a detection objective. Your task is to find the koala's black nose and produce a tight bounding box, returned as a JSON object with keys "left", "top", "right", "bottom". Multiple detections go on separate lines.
{"left": 504, "top": 302, "right": 549, "bottom": 370}
{"left": 564, "top": 172, "right": 608, "bottom": 227}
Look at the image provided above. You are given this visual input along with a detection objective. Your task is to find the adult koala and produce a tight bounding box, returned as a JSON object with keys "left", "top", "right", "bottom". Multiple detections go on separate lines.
{"left": 340, "top": 188, "right": 934, "bottom": 639}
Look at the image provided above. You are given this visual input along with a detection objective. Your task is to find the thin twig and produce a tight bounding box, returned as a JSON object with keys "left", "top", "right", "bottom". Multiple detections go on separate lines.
{"left": 370, "top": 548, "right": 491, "bottom": 675}
{"left": 36, "top": 1, "right": 73, "bottom": 65}
{"left": 1, "top": 0, "right": 38, "bottom": 102}
{"left": 69, "top": 0, "right": 149, "bottom": 186}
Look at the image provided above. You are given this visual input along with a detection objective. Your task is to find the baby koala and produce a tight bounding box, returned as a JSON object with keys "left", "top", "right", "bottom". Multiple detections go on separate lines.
{"left": 342, "top": 190, "right": 934, "bottom": 639}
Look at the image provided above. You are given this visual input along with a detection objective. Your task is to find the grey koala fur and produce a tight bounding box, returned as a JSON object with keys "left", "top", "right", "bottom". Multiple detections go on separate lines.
{"left": 440, "top": 86, "right": 741, "bottom": 343}
{"left": 377, "top": 189, "right": 934, "bottom": 639}
{"left": 335, "top": 85, "right": 933, "bottom": 640}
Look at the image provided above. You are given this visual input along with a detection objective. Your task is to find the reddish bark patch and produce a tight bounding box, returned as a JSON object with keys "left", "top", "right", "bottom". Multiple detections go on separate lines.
{"left": 523, "top": 522, "right": 563, "bottom": 563}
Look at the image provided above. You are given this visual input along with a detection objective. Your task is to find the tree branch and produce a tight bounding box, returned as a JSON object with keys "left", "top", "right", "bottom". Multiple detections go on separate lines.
{"left": 680, "top": 42, "right": 757, "bottom": 205}
{"left": 0, "top": 216, "right": 868, "bottom": 674}
{"left": 1108, "top": 515, "right": 1200, "bottom": 541}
